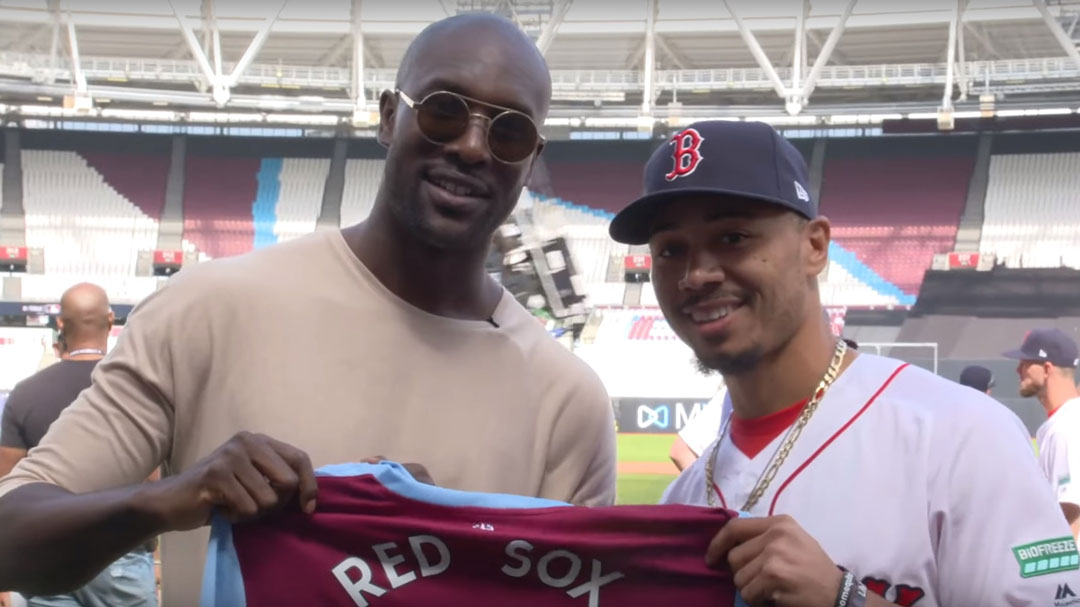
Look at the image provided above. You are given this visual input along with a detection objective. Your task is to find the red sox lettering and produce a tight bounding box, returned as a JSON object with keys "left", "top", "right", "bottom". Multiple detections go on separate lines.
{"left": 331, "top": 534, "right": 626, "bottom": 607}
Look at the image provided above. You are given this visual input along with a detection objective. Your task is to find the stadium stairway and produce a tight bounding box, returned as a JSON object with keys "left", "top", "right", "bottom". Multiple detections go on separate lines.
{"left": 252, "top": 158, "right": 283, "bottom": 250}
{"left": 825, "top": 242, "right": 917, "bottom": 306}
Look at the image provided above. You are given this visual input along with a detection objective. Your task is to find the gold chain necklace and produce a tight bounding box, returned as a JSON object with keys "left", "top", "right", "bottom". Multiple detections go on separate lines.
{"left": 705, "top": 339, "right": 848, "bottom": 511}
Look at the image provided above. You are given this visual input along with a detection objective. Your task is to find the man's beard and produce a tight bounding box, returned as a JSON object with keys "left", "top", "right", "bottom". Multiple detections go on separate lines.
{"left": 1019, "top": 383, "right": 1039, "bottom": 398}
{"left": 693, "top": 346, "right": 764, "bottom": 377}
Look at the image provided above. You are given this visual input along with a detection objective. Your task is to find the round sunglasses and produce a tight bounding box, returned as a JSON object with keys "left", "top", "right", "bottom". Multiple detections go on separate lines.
{"left": 396, "top": 89, "right": 544, "bottom": 164}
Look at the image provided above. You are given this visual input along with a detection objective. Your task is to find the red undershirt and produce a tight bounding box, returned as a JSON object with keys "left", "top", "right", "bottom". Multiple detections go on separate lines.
{"left": 730, "top": 398, "right": 810, "bottom": 459}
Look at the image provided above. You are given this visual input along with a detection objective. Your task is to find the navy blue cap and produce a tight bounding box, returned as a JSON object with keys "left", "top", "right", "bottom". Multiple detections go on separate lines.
{"left": 609, "top": 120, "right": 816, "bottom": 245}
{"left": 958, "top": 365, "right": 995, "bottom": 392}
{"left": 1002, "top": 328, "right": 1080, "bottom": 368}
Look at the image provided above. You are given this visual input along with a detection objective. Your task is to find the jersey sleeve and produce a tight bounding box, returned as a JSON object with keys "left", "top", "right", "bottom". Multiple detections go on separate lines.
{"left": 931, "top": 401, "right": 1080, "bottom": 605}
{"left": 1046, "top": 424, "right": 1080, "bottom": 508}
{"left": 0, "top": 271, "right": 209, "bottom": 501}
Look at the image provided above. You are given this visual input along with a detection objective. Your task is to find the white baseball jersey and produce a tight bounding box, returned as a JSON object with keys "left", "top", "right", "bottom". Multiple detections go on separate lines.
{"left": 1037, "top": 397, "right": 1080, "bottom": 509}
{"left": 662, "top": 353, "right": 1080, "bottom": 607}
{"left": 678, "top": 386, "right": 731, "bottom": 457}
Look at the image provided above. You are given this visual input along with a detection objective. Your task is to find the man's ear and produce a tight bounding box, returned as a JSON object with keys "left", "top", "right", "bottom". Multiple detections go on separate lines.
{"left": 377, "top": 89, "right": 398, "bottom": 147}
{"left": 805, "top": 216, "right": 831, "bottom": 277}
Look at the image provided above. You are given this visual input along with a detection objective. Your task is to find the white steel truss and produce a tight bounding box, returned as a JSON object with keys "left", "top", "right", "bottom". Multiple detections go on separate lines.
{"left": 0, "top": 0, "right": 1077, "bottom": 117}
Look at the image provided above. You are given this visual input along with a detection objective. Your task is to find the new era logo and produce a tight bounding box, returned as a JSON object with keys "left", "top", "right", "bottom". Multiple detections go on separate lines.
{"left": 794, "top": 181, "right": 810, "bottom": 202}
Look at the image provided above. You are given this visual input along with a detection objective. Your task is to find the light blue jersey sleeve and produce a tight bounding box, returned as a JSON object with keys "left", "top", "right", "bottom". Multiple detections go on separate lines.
{"left": 200, "top": 461, "right": 569, "bottom": 606}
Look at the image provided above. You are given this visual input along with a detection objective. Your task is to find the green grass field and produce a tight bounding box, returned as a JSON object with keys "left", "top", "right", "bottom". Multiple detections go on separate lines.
{"left": 617, "top": 433, "right": 676, "bottom": 464}
{"left": 617, "top": 473, "right": 674, "bottom": 505}
{"left": 616, "top": 433, "right": 678, "bottom": 505}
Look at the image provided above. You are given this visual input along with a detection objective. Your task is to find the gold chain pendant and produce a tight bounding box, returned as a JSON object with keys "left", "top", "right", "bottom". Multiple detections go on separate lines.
{"left": 705, "top": 339, "right": 848, "bottom": 510}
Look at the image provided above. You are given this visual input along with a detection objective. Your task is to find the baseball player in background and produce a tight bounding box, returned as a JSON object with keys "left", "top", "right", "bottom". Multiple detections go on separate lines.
{"left": 1004, "top": 328, "right": 1080, "bottom": 540}
{"left": 958, "top": 364, "right": 995, "bottom": 394}
{"left": 609, "top": 119, "right": 1080, "bottom": 606}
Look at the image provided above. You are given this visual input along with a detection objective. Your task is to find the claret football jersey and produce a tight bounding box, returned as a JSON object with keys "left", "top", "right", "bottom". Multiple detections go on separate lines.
{"left": 201, "top": 461, "right": 745, "bottom": 606}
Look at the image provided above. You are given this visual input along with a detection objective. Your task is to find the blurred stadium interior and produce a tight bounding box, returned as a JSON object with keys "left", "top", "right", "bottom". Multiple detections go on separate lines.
{"left": 1, "top": 0, "right": 1080, "bottom": 501}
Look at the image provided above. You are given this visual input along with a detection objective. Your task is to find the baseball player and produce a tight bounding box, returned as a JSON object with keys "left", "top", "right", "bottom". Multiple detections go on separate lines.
{"left": 1004, "top": 328, "right": 1080, "bottom": 540}
{"left": 957, "top": 364, "right": 995, "bottom": 394}
{"left": 609, "top": 119, "right": 1080, "bottom": 606}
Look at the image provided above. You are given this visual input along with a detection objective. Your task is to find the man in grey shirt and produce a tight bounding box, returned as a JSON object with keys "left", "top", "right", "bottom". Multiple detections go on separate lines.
{"left": 0, "top": 284, "right": 157, "bottom": 607}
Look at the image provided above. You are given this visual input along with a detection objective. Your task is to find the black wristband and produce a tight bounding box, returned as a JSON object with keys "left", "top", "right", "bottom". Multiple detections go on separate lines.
{"left": 834, "top": 571, "right": 856, "bottom": 607}
{"left": 848, "top": 580, "right": 869, "bottom": 607}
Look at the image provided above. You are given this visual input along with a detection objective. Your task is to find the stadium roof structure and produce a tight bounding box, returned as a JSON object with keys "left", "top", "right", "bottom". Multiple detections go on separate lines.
{"left": 0, "top": 0, "right": 1079, "bottom": 130}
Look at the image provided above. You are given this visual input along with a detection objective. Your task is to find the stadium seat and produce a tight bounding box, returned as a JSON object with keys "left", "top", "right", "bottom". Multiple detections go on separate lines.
{"left": 22, "top": 150, "right": 159, "bottom": 280}
{"left": 340, "top": 159, "right": 385, "bottom": 227}
{"left": 980, "top": 153, "right": 1080, "bottom": 269}
{"left": 183, "top": 155, "right": 259, "bottom": 259}
{"left": 530, "top": 195, "right": 626, "bottom": 297}
{"left": 273, "top": 158, "right": 331, "bottom": 244}
{"left": 544, "top": 160, "right": 644, "bottom": 214}
{"left": 821, "top": 153, "right": 973, "bottom": 296}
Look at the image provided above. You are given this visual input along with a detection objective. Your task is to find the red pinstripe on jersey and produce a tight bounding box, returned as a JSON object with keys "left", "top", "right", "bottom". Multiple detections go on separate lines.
{"left": 768, "top": 363, "right": 909, "bottom": 515}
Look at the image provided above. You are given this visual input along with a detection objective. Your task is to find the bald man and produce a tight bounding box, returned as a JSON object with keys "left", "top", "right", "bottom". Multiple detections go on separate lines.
{"left": 0, "top": 283, "right": 114, "bottom": 477}
{"left": 0, "top": 14, "right": 614, "bottom": 606}
{"left": 0, "top": 285, "right": 157, "bottom": 607}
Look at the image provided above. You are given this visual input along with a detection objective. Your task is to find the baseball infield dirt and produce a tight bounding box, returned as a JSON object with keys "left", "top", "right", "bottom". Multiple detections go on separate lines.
{"left": 618, "top": 461, "right": 679, "bottom": 475}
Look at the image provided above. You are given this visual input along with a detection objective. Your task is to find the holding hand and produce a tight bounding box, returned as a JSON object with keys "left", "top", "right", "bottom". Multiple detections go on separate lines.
{"left": 138, "top": 432, "right": 318, "bottom": 531}
{"left": 706, "top": 515, "right": 845, "bottom": 607}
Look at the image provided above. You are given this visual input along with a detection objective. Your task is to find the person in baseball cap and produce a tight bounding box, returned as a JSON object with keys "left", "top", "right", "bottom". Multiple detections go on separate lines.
{"left": 958, "top": 364, "right": 995, "bottom": 394}
{"left": 1002, "top": 328, "right": 1080, "bottom": 373}
{"left": 610, "top": 121, "right": 815, "bottom": 245}
{"left": 614, "top": 120, "right": 1080, "bottom": 604}
{"left": 1004, "top": 329, "right": 1080, "bottom": 539}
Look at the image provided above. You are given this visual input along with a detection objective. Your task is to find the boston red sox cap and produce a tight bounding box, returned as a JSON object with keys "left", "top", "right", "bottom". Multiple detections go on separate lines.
{"left": 1002, "top": 328, "right": 1080, "bottom": 368}
{"left": 958, "top": 365, "right": 995, "bottom": 392}
{"left": 609, "top": 120, "right": 817, "bottom": 245}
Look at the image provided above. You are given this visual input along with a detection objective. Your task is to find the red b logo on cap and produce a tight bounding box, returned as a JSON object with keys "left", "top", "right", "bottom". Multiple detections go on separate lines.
{"left": 665, "top": 128, "right": 704, "bottom": 181}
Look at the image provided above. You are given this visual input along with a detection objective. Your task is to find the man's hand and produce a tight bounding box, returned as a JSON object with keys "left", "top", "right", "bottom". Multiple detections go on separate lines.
{"left": 362, "top": 456, "right": 435, "bottom": 486}
{"left": 706, "top": 515, "right": 844, "bottom": 607}
{"left": 136, "top": 432, "right": 318, "bottom": 531}
{"left": 0, "top": 590, "right": 10, "bottom": 607}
